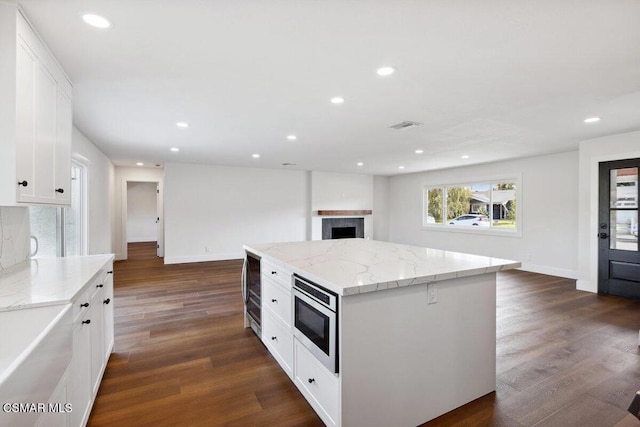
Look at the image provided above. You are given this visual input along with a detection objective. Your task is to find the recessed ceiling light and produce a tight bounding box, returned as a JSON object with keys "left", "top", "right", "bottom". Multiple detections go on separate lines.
{"left": 82, "top": 13, "right": 111, "bottom": 29}
{"left": 376, "top": 66, "right": 395, "bottom": 76}
{"left": 584, "top": 117, "right": 601, "bottom": 123}
{"left": 176, "top": 122, "right": 189, "bottom": 128}
{"left": 398, "top": 166, "right": 405, "bottom": 170}
{"left": 287, "top": 135, "right": 297, "bottom": 141}
{"left": 330, "top": 97, "right": 345, "bottom": 104}
{"left": 415, "top": 149, "right": 424, "bottom": 154}
{"left": 136, "top": 162, "right": 144, "bottom": 166}
{"left": 170, "top": 147, "right": 179, "bottom": 152}
{"left": 357, "top": 162, "right": 364, "bottom": 166}
{"left": 252, "top": 154, "right": 260, "bottom": 159}
{"left": 461, "top": 155, "right": 470, "bottom": 159}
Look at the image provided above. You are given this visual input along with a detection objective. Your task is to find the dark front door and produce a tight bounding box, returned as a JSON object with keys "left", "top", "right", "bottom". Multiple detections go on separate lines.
{"left": 598, "top": 159, "right": 640, "bottom": 299}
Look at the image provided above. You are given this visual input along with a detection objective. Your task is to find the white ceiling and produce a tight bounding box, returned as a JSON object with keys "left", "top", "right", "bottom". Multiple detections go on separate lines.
{"left": 18, "top": 0, "right": 640, "bottom": 176}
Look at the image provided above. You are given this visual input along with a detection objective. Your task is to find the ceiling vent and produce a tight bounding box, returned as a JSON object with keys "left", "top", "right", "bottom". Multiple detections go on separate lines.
{"left": 388, "top": 121, "right": 422, "bottom": 130}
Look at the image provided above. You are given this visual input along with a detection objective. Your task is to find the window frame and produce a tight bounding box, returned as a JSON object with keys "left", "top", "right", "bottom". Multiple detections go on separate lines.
{"left": 422, "top": 174, "right": 522, "bottom": 237}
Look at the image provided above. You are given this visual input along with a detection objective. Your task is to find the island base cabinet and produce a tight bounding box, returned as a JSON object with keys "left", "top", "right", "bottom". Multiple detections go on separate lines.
{"left": 36, "top": 370, "right": 70, "bottom": 427}
{"left": 294, "top": 339, "right": 340, "bottom": 427}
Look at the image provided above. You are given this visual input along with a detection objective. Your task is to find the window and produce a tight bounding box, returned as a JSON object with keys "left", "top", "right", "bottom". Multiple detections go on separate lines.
{"left": 30, "top": 160, "right": 87, "bottom": 257}
{"left": 423, "top": 178, "right": 520, "bottom": 235}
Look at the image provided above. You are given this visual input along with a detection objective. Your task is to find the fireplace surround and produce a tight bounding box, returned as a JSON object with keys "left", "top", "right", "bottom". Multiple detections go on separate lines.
{"left": 322, "top": 217, "right": 365, "bottom": 240}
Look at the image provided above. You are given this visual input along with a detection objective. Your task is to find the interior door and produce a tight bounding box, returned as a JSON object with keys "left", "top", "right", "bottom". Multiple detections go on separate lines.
{"left": 598, "top": 159, "right": 640, "bottom": 299}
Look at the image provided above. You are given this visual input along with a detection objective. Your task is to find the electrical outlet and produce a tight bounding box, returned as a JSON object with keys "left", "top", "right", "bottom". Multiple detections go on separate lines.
{"left": 427, "top": 283, "right": 437, "bottom": 304}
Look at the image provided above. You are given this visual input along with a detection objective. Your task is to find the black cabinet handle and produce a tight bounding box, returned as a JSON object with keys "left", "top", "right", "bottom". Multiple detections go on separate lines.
{"left": 271, "top": 336, "right": 277, "bottom": 341}
{"left": 97, "top": 284, "right": 104, "bottom": 288}
{"left": 80, "top": 302, "right": 89, "bottom": 308}
{"left": 82, "top": 319, "right": 91, "bottom": 325}
{"left": 271, "top": 299, "right": 277, "bottom": 303}
{"left": 107, "top": 271, "right": 113, "bottom": 274}
{"left": 271, "top": 271, "right": 277, "bottom": 275}
{"left": 17, "top": 180, "right": 28, "bottom": 187}
{"left": 308, "top": 378, "right": 315, "bottom": 384}
{"left": 55, "top": 188, "right": 64, "bottom": 193}
{"left": 104, "top": 298, "right": 111, "bottom": 305}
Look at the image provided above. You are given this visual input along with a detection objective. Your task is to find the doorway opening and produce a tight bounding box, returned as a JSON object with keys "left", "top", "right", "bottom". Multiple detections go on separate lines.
{"left": 122, "top": 180, "right": 163, "bottom": 259}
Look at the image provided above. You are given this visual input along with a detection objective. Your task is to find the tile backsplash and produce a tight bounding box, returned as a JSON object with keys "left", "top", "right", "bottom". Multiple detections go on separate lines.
{"left": 0, "top": 207, "right": 30, "bottom": 272}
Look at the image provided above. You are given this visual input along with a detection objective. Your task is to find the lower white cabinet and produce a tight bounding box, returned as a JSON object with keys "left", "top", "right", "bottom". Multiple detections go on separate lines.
{"left": 293, "top": 339, "right": 340, "bottom": 427}
{"left": 69, "top": 262, "right": 114, "bottom": 427}
{"left": 262, "top": 309, "right": 293, "bottom": 377}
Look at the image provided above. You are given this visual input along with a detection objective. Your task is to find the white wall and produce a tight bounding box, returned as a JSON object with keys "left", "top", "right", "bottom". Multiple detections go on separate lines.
{"left": 373, "top": 176, "right": 390, "bottom": 241}
{"left": 310, "top": 171, "right": 374, "bottom": 240}
{"left": 578, "top": 130, "right": 640, "bottom": 293}
{"left": 71, "top": 127, "right": 114, "bottom": 255}
{"left": 126, "top": 182, "right": 157, "bottom": 243}
{"left": 163, "top": 162, "right": 308, "bottom": 264}
{"left": 114, "top": 166, "right": 164, "bottom": 260}
{"left": 388, "top": 151, "right": 580, "bottom": 279}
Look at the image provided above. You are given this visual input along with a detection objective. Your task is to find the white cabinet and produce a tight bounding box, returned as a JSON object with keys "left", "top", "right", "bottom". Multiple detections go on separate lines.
{"left": 103, "top": 270, "right": 115, "bottom": 361}
{"left": 261, "top": 260, "right": 294, "bottom": 378}
{"left": 69, "top": 262, "right": 114, "bottom": 427}
{"left": 262, "top": 309, "right": 294, "bottom": 377}
{"left": 70, "top": 292, "right": 92, "bottom": 427}
{"left": 36, "top": 369, "right": 71, "bottom": 427}
{"left": 0, "top": 5, "right": 72, "bottom": 206}
{"left": 294, "top": 339, "right": 340, "bottom": 427}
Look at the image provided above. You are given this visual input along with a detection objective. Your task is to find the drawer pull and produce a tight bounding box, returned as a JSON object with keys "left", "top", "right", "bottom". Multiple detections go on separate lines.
{"left": 80, "top": 302, "right": 89, "bottom": 308}
{"left": 308, "top": 378, "right": 315, "bottom": 384}
{"left": 271, "top": 336, "right": 277, "bottom": 341}
{"left": 271, "top": 299, "right": 277, "bottom": 303}
{"left": 271, "top": 271, "right": 277, "bottom": 275}
{"left": 55, "top": 188, "right": 64, "bottom": 193}
{"left": 97, "top": 284, "right": 104, "bottom": 288}
{"left": 17, "top": 180, "right": 28, "bottom": 187}
{"left": 82, "top": 319, "right": 91, "bottom": 325}
{"left": 104, "top": 298, "right": 111, "bottom": 305}
{"left": 107, "top": 270, "right": 113, "bottom": 274}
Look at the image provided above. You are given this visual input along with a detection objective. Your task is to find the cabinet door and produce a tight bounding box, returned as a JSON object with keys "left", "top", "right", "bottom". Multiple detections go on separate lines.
{"left": 103, "top": 272, "right": 114, "bottom": 360}
{"left": 54, "top": 90, "right": 72, "bottom": 203}
{"left": 33, "top": 62, "right": 57, "bottom": 203}
{"left": 70, "top": 315, "right": 91, "bottom": 427}
{"left": 90, "top": 287, "right": 105, "bottom": 396}
{"left": 15, "top": 35, "right": 37, "bottom": 202}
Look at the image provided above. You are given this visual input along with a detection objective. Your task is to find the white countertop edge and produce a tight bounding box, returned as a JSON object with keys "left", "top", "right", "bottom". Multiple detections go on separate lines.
{"left": 243, "top": 242, "right": 521, "bottom": 296}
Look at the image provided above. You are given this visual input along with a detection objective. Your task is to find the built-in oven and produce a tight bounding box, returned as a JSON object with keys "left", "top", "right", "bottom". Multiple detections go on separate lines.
{"left": 242, "top": 251, "right": 261, "bottom": 338}
{"left": 293, "top": 275, "right": 338, "bottom": 373}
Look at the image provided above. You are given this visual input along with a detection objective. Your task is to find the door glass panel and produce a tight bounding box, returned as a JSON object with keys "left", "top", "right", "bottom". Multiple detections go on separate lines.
{"left": 610, "top": 210, "right": 638, "bottom": 251}
{"left": 610, "top": 168, "right": 638, "bottom": 208}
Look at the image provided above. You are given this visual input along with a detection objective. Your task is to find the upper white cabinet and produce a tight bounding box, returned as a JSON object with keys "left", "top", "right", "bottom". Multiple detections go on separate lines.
{"left": 0, "top": 4, "right": 72, "bottom": 206}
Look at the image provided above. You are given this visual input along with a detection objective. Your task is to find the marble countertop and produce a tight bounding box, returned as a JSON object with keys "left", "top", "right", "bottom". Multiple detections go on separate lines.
{"left": 0, "top": 254, "right": 114, "bottom": 311}
{"left": 244, "top": 239, "right": 520, "bottom": 296}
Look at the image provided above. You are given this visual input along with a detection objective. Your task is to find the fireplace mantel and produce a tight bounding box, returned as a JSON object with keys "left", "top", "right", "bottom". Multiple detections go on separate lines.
{"left": 317, "top": 210, "right": 372, "bottom": 216}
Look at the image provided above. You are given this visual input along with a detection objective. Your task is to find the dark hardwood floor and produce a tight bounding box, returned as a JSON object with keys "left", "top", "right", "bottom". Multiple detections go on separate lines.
{"left": 88, "top": 242, "right": 640, "bottom": 426}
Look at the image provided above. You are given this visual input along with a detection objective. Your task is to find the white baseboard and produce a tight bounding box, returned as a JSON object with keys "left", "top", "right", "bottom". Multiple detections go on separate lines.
{"left": 114, "top": 253, "right": 125, "bottom": 261}
{"left": 127, "top": 237, "right": 156, "bottom": 243}
{"left": 517, "top": 262, "right": 578, "bottom": 280}
{"left": 163, "top": 252, "right": 243, "bottom": 265}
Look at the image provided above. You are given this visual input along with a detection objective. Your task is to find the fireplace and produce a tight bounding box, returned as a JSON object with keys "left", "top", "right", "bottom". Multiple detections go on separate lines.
{"left": 322, "top": 218, "right": 364, "bottom": 240}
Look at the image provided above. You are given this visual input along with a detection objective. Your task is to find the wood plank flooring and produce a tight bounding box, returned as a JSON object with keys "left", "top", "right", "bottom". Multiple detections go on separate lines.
{"left": 88, "top": 242, "right": 640, "bottom": 426}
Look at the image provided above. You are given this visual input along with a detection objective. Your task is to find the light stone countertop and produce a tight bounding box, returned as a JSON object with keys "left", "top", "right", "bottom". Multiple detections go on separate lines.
{"left": 244, "top": 239, "right": 520, "bottom": 296}
{"left": 0, "top": 254, "right": 114, "bottom": 311}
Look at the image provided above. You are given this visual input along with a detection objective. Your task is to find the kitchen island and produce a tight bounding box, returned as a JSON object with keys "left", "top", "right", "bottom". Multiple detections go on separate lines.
{"left": 243, "top": 239, "right": 520, "bottom": 427}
